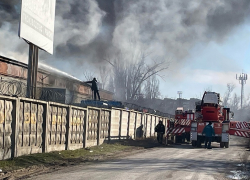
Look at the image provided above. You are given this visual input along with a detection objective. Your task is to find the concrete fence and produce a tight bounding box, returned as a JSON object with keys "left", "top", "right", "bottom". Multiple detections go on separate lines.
{"left": 0, "top": 95, "right": 168, "bottom": 160}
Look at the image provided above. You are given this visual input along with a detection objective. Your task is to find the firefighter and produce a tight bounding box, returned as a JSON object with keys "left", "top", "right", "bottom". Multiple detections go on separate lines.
{"left": 155, "top": 120, "right": 165, "bottom": 144}
{"left": 85, "top": 78, "right": 100, "bottom": 101}
{"left": 202, "top": 122, "right": 215, "bottom": 149}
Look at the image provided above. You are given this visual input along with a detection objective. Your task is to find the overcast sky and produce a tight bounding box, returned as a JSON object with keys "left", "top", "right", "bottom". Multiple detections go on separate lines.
{"left": 0, "top": 0, "right": 250, "bottom": 101}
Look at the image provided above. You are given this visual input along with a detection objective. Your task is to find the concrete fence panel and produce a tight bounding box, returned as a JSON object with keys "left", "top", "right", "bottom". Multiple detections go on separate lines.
{"left": 135, "top": 113, "right": 142, "bottom": 139}
{"left": 163, "top": 118, "right": 167, "bottom": 130}
{"left": 146, "top": 114, "right": 151, "bottom": 138}
{"left": 99, "top": 109, "right": 111, "bottom": 144}
{"left": 68, "top": 106, "right": 86, "bottom": 150}
{"left": 121, "top": 110, "right": 129, "bottom": 138}
{"left": 148, "top": 115, "right": 153, "bottom": 137}
{"left": 46, "top": 103, "right": 68, "bottom": 152}
{"left": 128, "top": 111, "right": 136, "bottom": 139}
{"left": 0, "top": 96, "right": 15, "bottom": 160}
{"left": 151, "top": 116, "right": 156, "bottom": 137}
{"left": 16, "top": 98, "right": 45, "bottom": 156}
{"left": 86, "top": 108, "right": 99, "bottom": 147}
{"left": 155, "top": 116, "right": 159, "bottom": 137}
{"left": 110, "top": 108, "right": 121, "bottom": 139}
{"left": 142, "top": 114, "right": 147, "bottom": 138}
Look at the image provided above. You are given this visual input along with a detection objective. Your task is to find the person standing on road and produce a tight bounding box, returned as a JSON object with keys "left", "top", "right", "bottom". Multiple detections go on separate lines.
{"left": 85, "top": 78, "right": 100, "bottom": 101}
{"left": 155, "top": 121, "right": 165, "bottom": 144}
{"left": 202, "top": 122, "right": 215, "bottom": 149}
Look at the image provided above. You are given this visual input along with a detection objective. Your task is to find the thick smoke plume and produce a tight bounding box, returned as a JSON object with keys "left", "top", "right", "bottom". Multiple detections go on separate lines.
{"left": 0, "top": 0, "right": 250, "bottom": 75}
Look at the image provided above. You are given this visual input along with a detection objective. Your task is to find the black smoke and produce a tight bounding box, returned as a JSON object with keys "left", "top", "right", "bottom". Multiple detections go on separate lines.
{"left": 0, "top": 0, "right": 20, "bottom": 27}
{"left": 0, "top": 0, "right": 250, "bottom": 69}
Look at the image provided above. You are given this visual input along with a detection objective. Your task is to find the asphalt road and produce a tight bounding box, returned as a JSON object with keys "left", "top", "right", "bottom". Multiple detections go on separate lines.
{"left": 26, "top": 137, "right": 249, "bottom": 180}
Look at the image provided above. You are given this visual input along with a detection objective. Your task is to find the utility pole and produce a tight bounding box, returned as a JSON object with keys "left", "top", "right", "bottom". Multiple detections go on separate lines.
{"left": 236, "top": 72, "right": 247, "bottom": 109}
{"left": 177, "top": 91, "right": 182, "bottom": 107}
{"left": 26, "top": 44, "right": 39, "bottom": 99}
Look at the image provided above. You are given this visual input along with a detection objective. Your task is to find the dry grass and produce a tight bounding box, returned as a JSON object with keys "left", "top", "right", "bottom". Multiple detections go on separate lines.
{"left": 0, "top": 143, "right": 134, "bottom": 172}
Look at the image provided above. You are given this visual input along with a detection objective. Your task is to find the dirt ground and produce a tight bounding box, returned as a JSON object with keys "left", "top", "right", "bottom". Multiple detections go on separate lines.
{"left": 1, "top": 137, "right": 249, "bottom": 180}
{"left": 0, "top": 138, "right": 162, "bottom": 180}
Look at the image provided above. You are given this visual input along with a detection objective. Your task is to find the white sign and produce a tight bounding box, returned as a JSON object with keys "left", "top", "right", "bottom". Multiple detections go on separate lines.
{"left": 19, "top": 0, "right": 56, "bottom": 54}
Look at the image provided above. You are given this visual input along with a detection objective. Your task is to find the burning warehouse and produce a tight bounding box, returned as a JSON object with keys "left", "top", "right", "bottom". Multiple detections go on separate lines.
{"left": 0, "top": 55, "right": 113, "bottom": 104}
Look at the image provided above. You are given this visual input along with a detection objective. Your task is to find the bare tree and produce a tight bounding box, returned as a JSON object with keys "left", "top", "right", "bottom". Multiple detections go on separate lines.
{"left": 98, "top": 66, "right": 110, "bottom": 90}
{"left": 143, "top": 73, "right": 160, "bottom": 99}
{"left": 223, "top": 83, "right": 235, "bottom": 107}
{"left": 107, "top": 76, "right": 115, "bottom": 93}
{"left": 230, "top": 93, "right": 240, "bottom": 111}
{"left": 83, "top": 71, "right": 94, "bottom": 81}
{"left": 104, "top": 51, "right": 168, "bottom": 101}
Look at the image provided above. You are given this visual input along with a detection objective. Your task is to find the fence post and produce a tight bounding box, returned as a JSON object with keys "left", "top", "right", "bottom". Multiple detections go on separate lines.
{"left": 141, "top": 113, "right": 144, "bottom": 139}
{"left": 66, "top": 106, "right": 72, "bottom": 150}
{"left": 127, "top": 111, "right": 130, "bottom": 139}
{"left": 144, "top": 113, "right": 146, "bottom": 138}
{"left": 97, "top": 109, "right": 101, "bottom": 145}
{"left": 84, "top": 108, "right": 88, "bottom": 148}
{"left": 108, "top": 109, "right": 112, "bottom": 142}
{"left": 119, "top": 109, "right": 122, "bottom": 140}
{"left": 43, "top": 102, "right": 49, "bottom": 153}
{"left": 133, "top": 112, "right": 137, "bottom": 140}
{"left": 12, "top": 98, "right": 19, "bottom": 158}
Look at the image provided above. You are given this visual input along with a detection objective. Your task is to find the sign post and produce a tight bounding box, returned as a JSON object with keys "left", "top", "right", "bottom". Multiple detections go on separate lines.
{"left": 26, "top": 44, "right": 38, "bottom": 98}
{"left": 19, "top": 0, "right": 56, "bottom": 98}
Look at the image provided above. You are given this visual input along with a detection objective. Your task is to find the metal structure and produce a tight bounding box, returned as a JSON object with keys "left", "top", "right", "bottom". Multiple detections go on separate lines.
{"left": 177, "top": 91, "right": 182, "bottom": 107}
{"left": 236, "top": 73, "right": 247, "bottom": 109}
{"left": 177, "top": 91, "right": 182, "bottom": 98}
{"left": 26, "top": 44, "right": 39, "bottom": 99}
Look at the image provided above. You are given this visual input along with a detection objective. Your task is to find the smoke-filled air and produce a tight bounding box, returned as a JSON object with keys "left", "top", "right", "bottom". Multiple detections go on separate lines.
{"left": 1, "top": 1, "right": 250, "bottom": 64}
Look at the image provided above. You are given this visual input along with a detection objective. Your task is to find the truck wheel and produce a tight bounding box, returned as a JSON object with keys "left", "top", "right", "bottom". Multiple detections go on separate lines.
{"left": 192, "top": 140, "right": 197, "bottom": 147}
{"left": 175, "top": 135, "right": 182, "bottom": 143}
{"left": 220, "top": 142, "right": 224, "bottom": 148}
{"left": 197, "top": 139, "right": 202, "bottom": 147}
{"left": 224, "top": 142, "right": 229, "bottom": 148}
{"left": 186, "top": 133, "right": 190, "bottom": 142}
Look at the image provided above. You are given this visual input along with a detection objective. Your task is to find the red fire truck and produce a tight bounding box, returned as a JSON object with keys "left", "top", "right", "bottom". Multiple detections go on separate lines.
{"left": 166, "top": 91, "right": 250, "bottom": 148}
{"left": 166, "top": 107, "right": 195, "bottom": 144}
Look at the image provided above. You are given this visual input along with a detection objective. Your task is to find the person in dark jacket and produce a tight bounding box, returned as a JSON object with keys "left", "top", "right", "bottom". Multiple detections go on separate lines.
{"left": 155, "top": 121, "right": 165, "bottom": 144}
{"left": 202, "top": 122, "right": 215, "bottom": 149}
{"left": 85, "top": 78, "right": 100, "bottom": 100}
